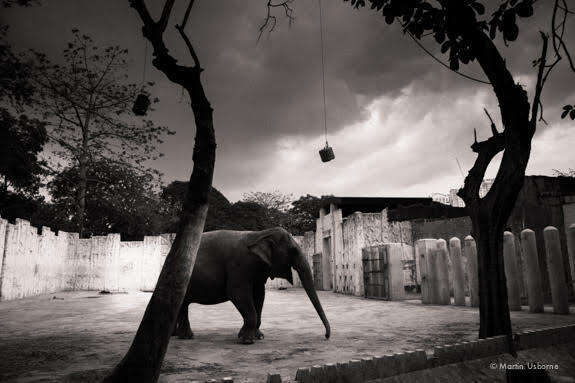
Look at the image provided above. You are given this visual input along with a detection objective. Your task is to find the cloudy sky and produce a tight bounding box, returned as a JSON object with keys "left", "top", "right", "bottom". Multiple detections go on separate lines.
{"left": 2, "top": 0, "right": 574, "bottom": 202}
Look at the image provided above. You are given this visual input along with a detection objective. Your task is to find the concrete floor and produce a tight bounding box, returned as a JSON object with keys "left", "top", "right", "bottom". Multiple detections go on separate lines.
{"left": 1, "top": 289, "right": 575, "bottom": 382}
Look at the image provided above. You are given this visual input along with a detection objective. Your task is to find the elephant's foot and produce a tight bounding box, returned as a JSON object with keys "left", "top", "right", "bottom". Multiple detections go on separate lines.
{"left": 255, "top": 329, "right": 264, "bottom": 340}
{"left": 176, "top": 326, "right": 194, "bottom": 340}
{"left": 238, "top": 327, "right": 256, "bottom": 344}
{"left": 239, "top": 336, "right": 255, "bottom": 345}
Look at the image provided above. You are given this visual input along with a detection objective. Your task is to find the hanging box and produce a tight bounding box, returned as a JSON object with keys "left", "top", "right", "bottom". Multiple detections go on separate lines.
{"left": 132, "top": 94, "right": 151, "bottom": 116}
{"left": 319, "top": 145, "right": 335, "bottom": 162}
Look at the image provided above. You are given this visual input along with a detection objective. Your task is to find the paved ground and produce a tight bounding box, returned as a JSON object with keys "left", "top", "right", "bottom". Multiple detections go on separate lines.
{"left": 1, "top": 289, "right": 575, "bottom": 382}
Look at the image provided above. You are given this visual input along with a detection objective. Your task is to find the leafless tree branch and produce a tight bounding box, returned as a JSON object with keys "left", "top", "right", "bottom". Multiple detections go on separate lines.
{"left": 175, "top": 0, "right": 201, "bottom": 71}
{"left": 530, "top": 32, "right": 549, "bottom": 129}
{"left": 258, "top": 0, "right": 294, "bottom": 41}
{"left": 483, "top": 108, "right": 498, "bottom": 135}
{"left": 158, "top": 0, "right": 176, "bottom": 33}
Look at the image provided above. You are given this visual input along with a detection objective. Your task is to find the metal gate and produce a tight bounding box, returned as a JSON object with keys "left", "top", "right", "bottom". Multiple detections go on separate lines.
{"left": 312, "top": 253, "right": 323, "bottom": 290}
{"left": 362, "top": 246, "right": 390, "bottom": 300}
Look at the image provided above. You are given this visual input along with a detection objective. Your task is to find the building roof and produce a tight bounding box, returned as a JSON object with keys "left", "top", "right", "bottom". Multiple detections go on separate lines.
{"left": 318, "top": 196, "right": 434, "bottom": 217}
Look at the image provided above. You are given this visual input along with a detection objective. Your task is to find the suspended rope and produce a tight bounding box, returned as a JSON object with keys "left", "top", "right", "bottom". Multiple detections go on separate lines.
{"left": 317, "top": 0, "right": 335, "bottom": 163}
{"left": 319, "top": 0, "right": 327, "bottom": 143}
{"left": 142, "top": 38, "right": 148, "bottom": 85}
{"left": 133, "top": 39, "right": 151, "bottom": 116}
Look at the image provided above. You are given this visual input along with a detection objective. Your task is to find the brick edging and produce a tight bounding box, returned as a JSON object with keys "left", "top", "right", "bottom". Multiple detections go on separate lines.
{"left": 281, "top": 324, "right": 575, "bottom": 383}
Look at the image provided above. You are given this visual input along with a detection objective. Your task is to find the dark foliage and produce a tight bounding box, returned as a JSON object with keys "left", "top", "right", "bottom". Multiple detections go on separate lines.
{"left": 0, "top": 109, "right": 47, "bottom": 195}
{"left": 47, "top": 159, "right": 168, "bottom": 240}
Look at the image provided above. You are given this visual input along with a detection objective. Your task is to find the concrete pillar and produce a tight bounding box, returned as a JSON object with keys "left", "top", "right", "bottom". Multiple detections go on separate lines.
{"left": 427, "top": 244, "right": 440, "bottom": 304}
{"left": 436, "top": 239, "right": 451, "bottom": 305}
{"left": 464, "top": 236, "right": 479, "bottom": 307}
{"left": 521, "top": 229, "right": 544, "bottom": 313}
{"left": 387, "top": 244, "right": 406, "bottom": 300}
{"left": 567, "top": 224, "right": 575, "bottom": 291}
{"left": 362, "top": 247, "right": 373, "bottom": 298}
{"left": 449, "top": 237, "right": 465, "bottom": 306}
{"left": 330, "top": 203, "right": 341, "bottom": 292}
{"left": 503, "top": 231, "right": 522, "bottom": 311}
{"left": 415, "top": 239, "right": 435, "bottom": 304}
{"left": 543, "top": 226, "right": 569, "bottom": 314}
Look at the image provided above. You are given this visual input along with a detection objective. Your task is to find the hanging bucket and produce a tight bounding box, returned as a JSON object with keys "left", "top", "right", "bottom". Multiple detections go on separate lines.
{"left": 319, "top": 143, "right": 335, "bottom": 162}
{"left": 132, "top": 93, "right": 150, "bottom": 116}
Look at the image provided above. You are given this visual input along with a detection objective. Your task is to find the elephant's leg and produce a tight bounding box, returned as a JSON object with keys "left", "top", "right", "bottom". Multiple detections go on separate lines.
{"left": 253, "top": 283, "right": 265, "bottom": 340}
{"left": 230, "top": 286, "right": 258, "bottom": 345}
{"left": 174, "top": 303, "right": 194, "bottom": 339}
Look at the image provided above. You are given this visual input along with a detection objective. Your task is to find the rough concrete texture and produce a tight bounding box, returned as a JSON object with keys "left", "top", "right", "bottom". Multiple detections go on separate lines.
{"left": 435, "top": 240, "right": 450, "bottom": 305}
{"left": 464, "top": 236, "right": 479, "bottom": 307}
{"left": 321, "top": 209, "right": 413, "bottom": 297}
{"left": 522, "top": 229, "right": 545, "bottom": 313}
{"left": 340, "top": 213, "right": 364, "bottom": 295}
{"left": 0, "top": 216, "right": 312, "bottom": 300}
{"left": 386, "top": 244, "right": 406, "bottom": 300}
{"left": 448, "top": 238, "right": 465, "bottom": 306}
{"left": 0, "top": 217, "right": 179, "bottom": 300}
{"left": 544, "top": 226, "right": 569, "bottom": 314}
{"left": 414, "top": 239, "right": 435, "bottom": 304}
{"left": 503, "top": 232, "right": 522, "bottom": 311}
{"left": 2, "top": 289, "right": 575, "bottom": 383}
{"left": 0, "top": 219, "right": 73, "bottom": 300}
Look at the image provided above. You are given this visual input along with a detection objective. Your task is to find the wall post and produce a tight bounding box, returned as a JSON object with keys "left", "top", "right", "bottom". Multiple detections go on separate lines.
{"left": 543, "top": 226, "right": 569, "bottom": 314}
{"left": 436, "top": 239, "right": 450, "bottom": 305}
{"left": 449, "top": 237, "right": 465, "bottom": 306}
{"left": 464, "top": 236, "right": 479, "bottom": 307}
{"left": 415, "top": 239, "right": 436, "bottom": 304}
{"left": 503, "top": 231, "right": 522, "bottom": 311}
{"left": 521, "top": 229, "right": 544, "bottom": 313}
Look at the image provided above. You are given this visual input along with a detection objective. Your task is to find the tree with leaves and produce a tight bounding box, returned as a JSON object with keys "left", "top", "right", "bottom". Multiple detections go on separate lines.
{"left": 0, "top": 0, "right": 48, "bottom": 221}
{"left": 0, "top": 109, "right": 46, "bottom": 197}
{"left": 161, "top": 182, "right": 237, "bottom": 232}
{"left": 30, "top": 29, "right": 171, "bottom": 237}
{"left": 242, "top": 190, "right": 293, "bottom": 212}
{"left": 241, "top": 190, "right": 293, "bottom": 227}
{"left": 103, "top": 1, "right": 216, "bottom": 381}
{"left": 288, "top": 194, "right": 332, "bottom": 234}
{"left": 553, "top": 168, "right": 575, "bottom": 177}
{"left": 47, "top": 159, "right": 167, "bottom": 240}
{"left": 327, "top": 0, "right": 574, "bottom": 346}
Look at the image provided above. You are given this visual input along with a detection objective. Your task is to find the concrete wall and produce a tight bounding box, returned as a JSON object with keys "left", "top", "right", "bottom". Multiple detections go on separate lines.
{"left": 308, "top": 207, "right": 418, "bottom": 297}
{"left": 0, "top": 218, "right": 76, "bottom": 300}
{"left": 340, "top": 212, "right": 365, "bottom": 295}
{"left": 0, "top": 214, "right": 319, "bottom": 300}
{"left": 0, "top": 217, "right": 176, "bottom": 301}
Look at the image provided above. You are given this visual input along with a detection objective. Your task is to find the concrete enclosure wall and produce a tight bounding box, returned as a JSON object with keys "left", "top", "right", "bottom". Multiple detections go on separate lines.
{"left": 0, "top": 216, "right": 180, "bottom": 301}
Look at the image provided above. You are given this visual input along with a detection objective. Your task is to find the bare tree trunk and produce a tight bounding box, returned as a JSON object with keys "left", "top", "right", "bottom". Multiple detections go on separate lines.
{"left": 471, "top": 209, "right": 511, "bottom": 338}
{"left": 456, "top": 18, "right": 547, "bottom": 347}
{"left": 103, "top": 2, "right": 216, "bottom": 382}
{"left": 76, "top": 157, "right": 87, "bottom": 238}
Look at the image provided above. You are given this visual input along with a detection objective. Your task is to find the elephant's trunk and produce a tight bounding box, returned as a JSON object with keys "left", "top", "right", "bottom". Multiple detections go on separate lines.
{"left": 293, "top": 250, "right": 331, "bottom": 339}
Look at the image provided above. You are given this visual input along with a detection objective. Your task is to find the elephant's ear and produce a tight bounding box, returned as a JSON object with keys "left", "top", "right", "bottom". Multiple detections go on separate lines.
{"left": 247, "top": 233, "right": 275, "bottom": 267}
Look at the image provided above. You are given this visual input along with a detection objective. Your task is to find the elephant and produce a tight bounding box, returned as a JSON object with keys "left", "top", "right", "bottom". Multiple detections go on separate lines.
{"left": 172, "top": 227, "right": 331, "bottom": 344}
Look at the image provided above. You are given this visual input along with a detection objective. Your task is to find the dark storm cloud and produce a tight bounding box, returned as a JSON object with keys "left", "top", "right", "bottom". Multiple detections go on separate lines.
{"left": 2, "top": 0, "right": 574, "bottom": 201}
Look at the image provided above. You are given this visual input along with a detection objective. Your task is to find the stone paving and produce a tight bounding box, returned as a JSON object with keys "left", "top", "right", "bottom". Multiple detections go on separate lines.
{"left": 1, "top": 288, "right": 574, "bottom": 382}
